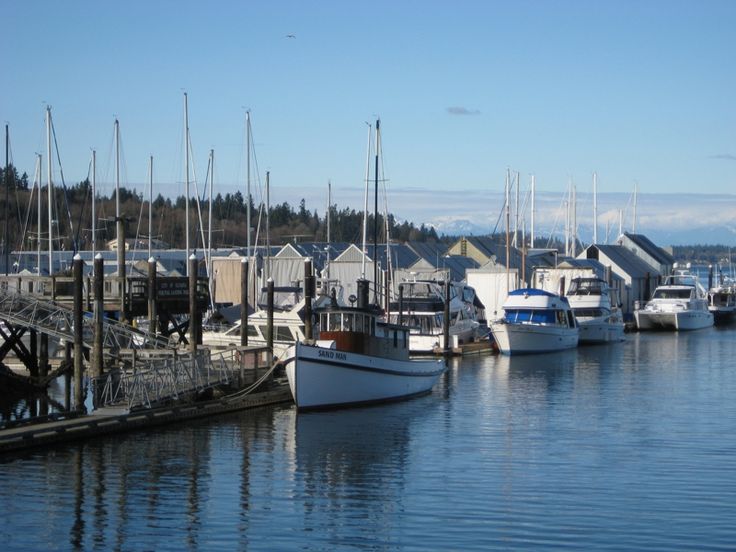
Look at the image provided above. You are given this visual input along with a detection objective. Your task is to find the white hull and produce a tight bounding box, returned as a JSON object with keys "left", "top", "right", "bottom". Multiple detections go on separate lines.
{"left": 577, "top": 320, "right": 625, "bottom": 344}
{"left": 635, "top": 310, "right": 713, "bottom": 331}
{"left": 408, "top": 326, "right": 475, "bottom": 353}
{"left": 490, "top": 322, "right": 579, "bottom": 355}
{"left": 284, "top": 341, "right": 445, "bottom": 410}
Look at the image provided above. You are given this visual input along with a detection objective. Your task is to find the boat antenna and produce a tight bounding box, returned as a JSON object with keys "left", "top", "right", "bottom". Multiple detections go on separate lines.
{"left": 361, "top": 122, "right": 371, "bottom": 280}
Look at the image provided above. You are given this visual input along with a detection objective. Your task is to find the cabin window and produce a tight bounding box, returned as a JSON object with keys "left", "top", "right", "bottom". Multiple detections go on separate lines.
{"left": 556, "top": 310, "right": 567, "bottom": 325}
{"left": 393, "top": 329, "right": 398, "bottom": 347}
{"left": 355, "top": 315, "right": 364, "bottom": 333}
{"left": 371, "top": 318, "right": 376, "bottom": 335}
{"left": 344, "top": 313, "right": 354, "bottom": 332}
{"left": 329, "top": 313, "right": 341, "bottom": 331}
{"left": 403, "top": 329, "right": 407, "bottom": 348}
{"left": 298, "top": 325, "right": 306, "bottom": 338}
{"left": 247, "top": 325, "right": 259, "bottom": 338}
{"left": 320, "top": 313, "right": 328, "bottom": 331}
{"left": 275, "top": 326, "right": 293, "bottom": 342}
{"left": 652, "top": 289, "right": 691, "bottom": 300}
{"left": 567, "top": 311, "right": 576, "bottom": 328}
{"left": 258, "top": 325, "right": 269, "bottom": 338}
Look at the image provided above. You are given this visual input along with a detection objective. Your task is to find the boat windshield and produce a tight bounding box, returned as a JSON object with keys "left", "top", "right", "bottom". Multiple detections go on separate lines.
{"left": 568, "top": 279, "right": 604, "bottom": 295}
{"left": 504, "top": 309, "right": 557, "bottom": 324}
{"left": 652, "top": 288, "right": 691, "bottom": 300}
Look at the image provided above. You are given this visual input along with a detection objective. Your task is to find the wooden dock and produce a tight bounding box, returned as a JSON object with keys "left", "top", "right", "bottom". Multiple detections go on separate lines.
{"left": 0, "top": 384, "right": 293, "bottom": 454}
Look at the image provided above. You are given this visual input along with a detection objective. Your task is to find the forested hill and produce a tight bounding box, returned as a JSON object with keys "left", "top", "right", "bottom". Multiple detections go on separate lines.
{"left": 0, "top": 165, "right": 439, "bottom": 252}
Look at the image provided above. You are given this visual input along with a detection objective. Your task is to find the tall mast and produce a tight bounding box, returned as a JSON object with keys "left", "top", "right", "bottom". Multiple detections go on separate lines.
{"left": 35, "top": 154, "right": 41, "bottom": 276}
{"left": 246, "top": 110, "right": 251, "bottom": 258}
{"left": 46, "top": 106, "right": 53, "bottom": 276}
{"left": 513, "top": 171, "right": 520, "bottom": 248}
{"left": 207, "top": 149, "right": 213, "bottom": 284}
{"left": 618, "top": 208, "right": 623, "bottom": 238}
{"left": 361, "top": 123, "right": 371, "bottom": 280}
{"left": 530, "top": 174, "right": 536, "bottom": 248}
{"left": 184, "top": 93, "right": 190, "bottom": 275}
{"left": 148, "top": 155, "right": 153, "bottom": 260}
{"left": 592, "top": 172, "right": 598, "bottom": 244}
{"left": 326, "top": 179, "right": 331, "bottom": 281}
{"left": 572, "top": 182, "right": 577, "bottom": 257}
{"left": 373, "top": 119, "right": 380, "bottom": 304}
{"left": 505, "top": 169, "right": 510, "bottom": 293}
{"left": 91, "top": 149, "right": 96, "bottom": 258}
{"left": 4, "top": 124, "right": 9, "bottom": 275}
{"left": 265, "top": 170, "right": 271, "bottom": 281}
{"left": 633, "top": 181, "right": 638, "bottom": 233}
{"left": 115, "top": 119, "right": 124, "bottom": 287}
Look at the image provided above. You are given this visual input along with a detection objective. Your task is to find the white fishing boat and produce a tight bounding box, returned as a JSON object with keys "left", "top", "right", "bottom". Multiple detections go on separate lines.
{"left": 489, "top": 288, "right": 579, "bottom": 355}
{"left": 566, "top": 277, "right": 625, "bottom": 343}
{"left": 635, "top": 267, "right": 713, "bottom": 331}
{"left": 388, "top": 280, "right": 481, "bottom": 353}
{"left": 284, "top": 281, "right": 445, "bottom": 410}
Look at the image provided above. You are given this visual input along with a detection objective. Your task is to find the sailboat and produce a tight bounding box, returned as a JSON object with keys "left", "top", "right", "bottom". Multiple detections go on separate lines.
{"left": 283, "top": 120, "right": 445, "bottom": 410}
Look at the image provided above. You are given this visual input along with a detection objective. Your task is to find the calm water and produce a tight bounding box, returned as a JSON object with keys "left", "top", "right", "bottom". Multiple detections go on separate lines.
{"left": 2, "top": 329, "right": 736, "bottom": 551}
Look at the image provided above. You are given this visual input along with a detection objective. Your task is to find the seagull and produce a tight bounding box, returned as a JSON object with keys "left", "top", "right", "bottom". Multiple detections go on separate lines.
{"left": 286, "top": 34, "right": 296, "bottom": 39}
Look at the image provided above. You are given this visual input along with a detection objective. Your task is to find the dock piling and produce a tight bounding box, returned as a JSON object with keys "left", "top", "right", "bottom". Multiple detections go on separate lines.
{"left": 73, "top": 254, "right": 84, "bottom": 412}
{"left": 241, "top": 258, "right": 248, "bottom": 346}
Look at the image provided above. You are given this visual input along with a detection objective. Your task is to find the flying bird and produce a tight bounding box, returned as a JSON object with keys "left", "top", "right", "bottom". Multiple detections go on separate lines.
{"left": 286, "top": 34, "right": 296, "bottom": 39}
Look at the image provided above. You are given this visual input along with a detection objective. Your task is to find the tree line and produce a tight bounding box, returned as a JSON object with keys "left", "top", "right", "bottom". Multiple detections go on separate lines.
{"left": 0, "top": 164, "right": 440, "bottom": 254}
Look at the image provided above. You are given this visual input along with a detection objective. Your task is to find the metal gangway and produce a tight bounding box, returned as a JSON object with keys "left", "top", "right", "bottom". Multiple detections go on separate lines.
{"left": 94, "top": 346, "right": 276, "bottom": 411}
{"left": 0, "top": 286, "right": 171, "bottom": 356}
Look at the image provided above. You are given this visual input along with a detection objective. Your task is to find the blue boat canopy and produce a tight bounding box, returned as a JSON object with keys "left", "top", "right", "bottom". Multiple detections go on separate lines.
{"left": 509, "top": 288, "right": 557, "bottom": 297}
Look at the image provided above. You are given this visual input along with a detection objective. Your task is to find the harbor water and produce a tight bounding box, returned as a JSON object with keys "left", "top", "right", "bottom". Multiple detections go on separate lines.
{"left": 2, "top": 328, "right": 736, "bottom": 550}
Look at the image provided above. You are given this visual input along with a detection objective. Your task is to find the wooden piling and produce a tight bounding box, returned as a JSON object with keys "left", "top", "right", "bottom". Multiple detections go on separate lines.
{"left": 148, "top": 256, "right": 157, "bottom": 334}
{"left": 93, "top": 254, "right": 104, "bottom": 378}
{"left": 241, "top": 258, "right": 248, "bottom": 347}
{"left": 73, "top": 254, "right": 84, "bottom": 412}
{"left": 304, "top": 259, "right": 313, "bottom": 341}
{"left": 266, "top": 278, "right": 274, "bottom": 353}
{"left": 443, "top": 279, "right": 450, "bottom": 354}
{"left": 188, "top": 254, "right": 198, "bottom": 355}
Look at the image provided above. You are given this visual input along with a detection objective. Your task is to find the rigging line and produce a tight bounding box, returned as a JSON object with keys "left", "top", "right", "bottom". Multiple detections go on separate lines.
{"left": 545, "top": 190, "right": 568, "bottom": 249}
{"left": 130, "top": 192, "right": 145, "bottom": 265}
{"left": 73, "top": 158, "right": 93, "bottom": 250}
{"left": 17, "top": 166, "right": 37, "bottom": 257}
{"left": 188, "top": 133, "right": 207, "bottom": 256}
{"left": 50, "top": 116, "right": 77, "bottom": 253}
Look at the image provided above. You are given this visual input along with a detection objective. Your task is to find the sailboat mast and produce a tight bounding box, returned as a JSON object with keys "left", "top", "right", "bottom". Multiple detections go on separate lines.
{"left": 514, "top": 171, "right": 520, "bottom": 248}
{"left": 46, "top": 106, "right": 53, "bottom": 276}
{"left": 266, "top": 170, "right": 270, "bottom": 281}
{"left": 184, "top": 92, "right": 190, "bottom": 275}
{"left": 91, "top": 149, "right": 96, "bottom": 258}
{"left": 572, "top": 182, "right": 577, "bottom": 257}
{"left": 208, "top": 149, "right": 213, "bottom": 283}
{"left": 373, "top": 119, "right": 380, "bottom": 304}
{"left": 326, "top": 179, "right": 331, "bottom": 281}
{"left": 148, "top": 155, "right": 153, "bottom": 260}
{"left": 505, "top": 169, "right": 510, "bottom": 293}
{"left": 4, "top": 124, "right": 8, "bottom": 275}
{"left": 361, "top": 123, "right": 371, "bottom": 280}
{"left": 246, "top": 110, "right": 251, "bottom": 258}
{"left": 115, "top": 119, "right": 124, "bottom": 288}
{"left": 633, "top": 181, "right": 638, "bottom": 233}
{"left": 593, "top": 172, "right": 598, "bottom": 244}
{"left": 35, "top": 154, "right": 41, "bottom": 276}
{"left": 530, "top": 174, "right": 536, "bottom": 248}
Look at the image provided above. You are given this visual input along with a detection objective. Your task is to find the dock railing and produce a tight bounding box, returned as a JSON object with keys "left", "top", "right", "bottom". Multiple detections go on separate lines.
{"left": 94, "top": 346, "right": 274, "bottom": 411}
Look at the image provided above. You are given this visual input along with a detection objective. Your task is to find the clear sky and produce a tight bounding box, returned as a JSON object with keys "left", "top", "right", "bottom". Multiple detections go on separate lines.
{"left": 2, "top": 0, "right": 735, "bottom": 228}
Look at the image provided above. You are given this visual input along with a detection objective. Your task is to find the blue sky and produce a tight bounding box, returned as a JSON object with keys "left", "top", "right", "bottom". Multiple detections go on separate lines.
{"left": 2, "top": 0, "right": 735, "bottom": 230}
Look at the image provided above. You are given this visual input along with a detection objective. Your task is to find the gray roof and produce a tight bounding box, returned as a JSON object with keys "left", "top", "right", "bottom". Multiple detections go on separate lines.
{"left": 406, "top": 241, "right": 448, "bottom": 266}
{"left": 465, "top": 236, "right": 524, "bottom": 269}
{"left": 585, "top": 245, "right": 656, "bottom": 278}
{"left": 623, "top": 232, "right": 675, "bottom": 265}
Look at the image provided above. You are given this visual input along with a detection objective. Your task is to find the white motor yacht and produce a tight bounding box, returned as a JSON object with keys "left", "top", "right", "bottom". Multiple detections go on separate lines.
{"left": 635, "top": 268, "right": 713, "bottom": 331}
{"left": 567, "top": 277, "right": 625, "bottom": 343}
{"left": 490, "top": 288, "right": 579, "bottom": 355}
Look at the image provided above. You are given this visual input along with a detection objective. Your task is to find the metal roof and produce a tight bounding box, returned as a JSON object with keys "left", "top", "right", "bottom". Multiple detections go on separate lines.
{"left": 585, "top": 245, "right": 656, "bottom": 278}
{"left": 622, "top": 232, "right": 675, "bottom": 265}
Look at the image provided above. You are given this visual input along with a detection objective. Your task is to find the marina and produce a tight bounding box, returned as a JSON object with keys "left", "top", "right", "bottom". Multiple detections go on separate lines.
{"left": 1, "top": 328, "right": 735, "bottom": 550}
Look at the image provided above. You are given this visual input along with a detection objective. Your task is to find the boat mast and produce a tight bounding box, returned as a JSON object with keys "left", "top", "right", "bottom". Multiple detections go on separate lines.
{"left": 208, "top": 149, "right": 214, "bottom": 310}
{"left": 373, "top": 119, "right": 380, "bottom": 305}
{"left": 115, "top": 119, "right": 124, "bottom": 292}
{"left": 265, "top": 170, "right": 270, "bottom": 281}
{"left": 513, "top": 171, "right": 520, "bottom": 248}
{"left": 148, "top": 155, "right": 153, "bottom": 260}
{"left": 530, "top": 174, "right": 535, "bottom": 248}
{"left": 505, "top": 169, "right": 510, "bottom": 293}
{"left": 326, "top": 179, "right": 331, "bottom": 281}
{"left": 91, "top": 149, "right": 96, "bottom": 258}
{"left": 572, "top": 181, "right": 577, "bottom": 257}
{"left": 46, "top": 106, "right": 53, "bottom": 276}
{"left": 4, "top": 124, "right": 8, "bottom": 275}
{"left": 246, "top": 110, "right": 251, "bottom": 256}
{"left": 361, "top": 122, "right": 371, "bottom": 280}
{"left": 633, "top": 181, "right": 638, "bottom": 233}
{"left": 35, "top": 154, "right": 41, "bottom": 276}
{"left": 593, "top": 172, "right": 598, "bottom": 244}
{"left": 184, "top": 92, "right": 190, "bottom": 275}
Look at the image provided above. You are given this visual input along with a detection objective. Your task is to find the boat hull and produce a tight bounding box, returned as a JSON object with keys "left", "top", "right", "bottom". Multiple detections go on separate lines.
{"left": 577, "top": 320, "right": 625, "bottom": 344}
{"left": 490, "top": 322, "right": 579, "bottom": 355}
{"left": 635, "top": 310, "right": 713, "bottom": 331}
{"left": 284, "top": 341, "right": 445, "bottom": 410}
